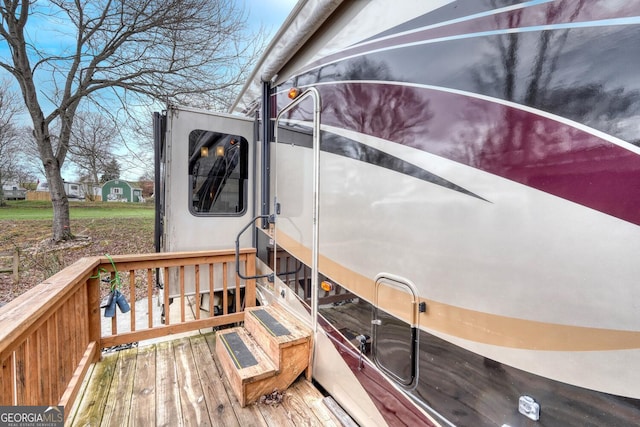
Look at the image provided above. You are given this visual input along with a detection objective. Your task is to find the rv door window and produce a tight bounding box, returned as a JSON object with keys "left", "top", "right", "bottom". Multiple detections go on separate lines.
{"left": 373, "top": 308, "right": 416, "bottom": 386}
{"left": 188, "top": 129, "right": 248, "bottom": 215}
{"left": 373, "top": 276, "right": 418, "bottom": 387}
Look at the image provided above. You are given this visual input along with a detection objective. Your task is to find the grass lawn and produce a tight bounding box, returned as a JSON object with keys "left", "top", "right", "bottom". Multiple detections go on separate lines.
{"left": 0, "top": 200, "right": 155, "bottom": 220}
{"left": 0, "top": 200, "right": 156, "bottom": 303}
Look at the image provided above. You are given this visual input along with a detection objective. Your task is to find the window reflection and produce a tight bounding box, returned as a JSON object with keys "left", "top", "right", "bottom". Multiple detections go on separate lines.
{"left": 188, "top": 130, "right": 248, "bottom": 215}
{"left": 374, "top": 308, "right": 415, "bottom": 386}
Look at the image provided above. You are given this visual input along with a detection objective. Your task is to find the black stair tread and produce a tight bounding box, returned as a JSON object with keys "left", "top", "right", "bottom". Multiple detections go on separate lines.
{"left": 249, "top": 308, "right": 291, "bottom": 337}
{"left": 219, "top": 331, "right": 258, "bottom": 369}
{"left": 217, "top": 327, "right": 276, "bottom": 382}
{"left": 246, "top": 304, "right": 312, "bottom": 349}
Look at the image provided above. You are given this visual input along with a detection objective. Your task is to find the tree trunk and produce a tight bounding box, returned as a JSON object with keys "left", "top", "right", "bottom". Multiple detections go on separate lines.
{"left": 47, "top": 170, "right": 72, "bottom": 241}
{"left": 85, "top": 183, "right": 95, "bottom": 202}
{"left": 42, "top": 153, "right": 72, "bottom": 242}
{"left": 0, "top": 170, "right": 5, "bottom": 207}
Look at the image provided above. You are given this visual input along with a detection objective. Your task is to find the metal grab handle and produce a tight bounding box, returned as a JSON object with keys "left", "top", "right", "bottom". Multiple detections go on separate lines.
{"left": 235, "top": 214, "right": 306, "bottom": 283}
{"left": 235, "top": 215, "right": 275, "bottom": 282}
{"left": 356, "top": 334, "right": 369, "bottom": 371}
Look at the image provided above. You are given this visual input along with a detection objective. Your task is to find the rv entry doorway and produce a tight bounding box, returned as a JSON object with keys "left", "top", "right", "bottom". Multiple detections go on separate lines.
{"left": 271, "top": 88, "right": 321, "bottom": 331}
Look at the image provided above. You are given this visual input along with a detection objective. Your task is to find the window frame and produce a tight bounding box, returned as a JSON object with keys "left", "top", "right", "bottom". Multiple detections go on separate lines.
{"left": 187, "top": 129, "right": 249, "bottom": 217}
{"left": 372, "top": 275, "right": 419, "bottom": 388}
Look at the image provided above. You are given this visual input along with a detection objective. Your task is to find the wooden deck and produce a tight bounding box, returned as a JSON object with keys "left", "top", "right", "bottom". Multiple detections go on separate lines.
{"left": 67, "top": 331, "right": 342, "bottom": 426}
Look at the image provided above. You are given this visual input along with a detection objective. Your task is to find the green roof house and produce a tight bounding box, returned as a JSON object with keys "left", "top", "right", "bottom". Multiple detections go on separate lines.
{"left": 102, "top": 179, "right": 144, "bottom": 203}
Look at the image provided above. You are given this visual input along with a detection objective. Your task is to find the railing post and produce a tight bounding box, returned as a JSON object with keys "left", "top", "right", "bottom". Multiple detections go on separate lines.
{"left": 0, "top": 250, "right": 19, "bottom": 283}
{"left": 87, "top": 272, "right": 101, "bottom": 362}
{"left": 12, "top": 250, "right": 18, "bottom": 283}
{"left": 245, "top": 253, "right": 256, "bottom": 309}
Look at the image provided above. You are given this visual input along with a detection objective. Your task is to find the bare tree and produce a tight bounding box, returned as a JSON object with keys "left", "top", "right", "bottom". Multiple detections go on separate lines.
{"left": 0, "top": 0, "right": 263, "bottom": 241}
{"left": 67, "top": 112, "right": 119, "bottom": 186}
{"left": 0, "top": 80, "right": 22, "bottom": 206}
{"left": 109, "top": 106, "right": 155, "bottom": 188}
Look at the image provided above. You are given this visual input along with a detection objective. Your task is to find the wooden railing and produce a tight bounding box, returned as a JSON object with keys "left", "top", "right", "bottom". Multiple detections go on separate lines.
{"left": 0, "top": 249, "right": 19, "bottom": 282}
{"left": 0, "top": 248, "right": 256, "bottom": 422}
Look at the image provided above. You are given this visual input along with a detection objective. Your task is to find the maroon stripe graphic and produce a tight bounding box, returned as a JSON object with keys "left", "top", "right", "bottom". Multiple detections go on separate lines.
{"left": 278, "top": 82, "right": 640, "bottom": 226}
{"left": 300, "top": 1, "right": 640, "bottom": 75}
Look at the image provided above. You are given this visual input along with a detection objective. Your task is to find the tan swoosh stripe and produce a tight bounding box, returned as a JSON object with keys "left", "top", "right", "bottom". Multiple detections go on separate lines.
{"left": 424, "top": 300, "right": 640, "bottom": 351}
{"left": 275, "top": 230, "right": 640, "bottom": 351}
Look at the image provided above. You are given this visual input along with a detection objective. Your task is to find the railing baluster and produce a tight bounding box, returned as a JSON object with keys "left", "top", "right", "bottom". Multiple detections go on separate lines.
{"left": 223, "top": 263, "right": 228, "bottom": 315}
{"left": 180, "top": 266, "right": 185, "bottom": 323}
{"left": 0, "top": 353, "right": 14, "bottom": 405}
{"left": 195, "top": 264, "right": 200, "bottom": 320}
{"left": 25, "top": 336, "right": 38, "bottom": 405}
{"left": 15, "top": 343, "right": 25, "bottom": 404}
{"left": 208, "top": 263, "right": 214, "bottom": 316}
{"left": 129, "top": 269, "right": 136, "bottom": 332}
{"left": 73, "top": 289, "right": 86, "bottom": 376}
{"left": 110, "top": 271, "right": 118, "bottom": 336}
{"left": 295, "top": 256, "right": 300, "bottom": 297}
{"left": 235, "top": 263, "right": 241, "bottom": 312}
{"left": 60, "top": 302, "right": 73, "bottom": 380}
{"left": 49, "top": 312, "right": 60, "bottom": 403}
{"left": 164, "top": 266, "right": 170, "bottom": 326}
{"left": 35, "top": 324, "right": 48, "bottom": 404}
{"left": 147, "top": 269, "right": 154, "bottom": 329}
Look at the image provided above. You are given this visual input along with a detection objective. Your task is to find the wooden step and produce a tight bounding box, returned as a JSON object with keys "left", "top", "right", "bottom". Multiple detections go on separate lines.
{"left": 244, "top": 304, "right": 312, "bottom": 374}
{"left": 216, "top": 305, "right": 314, "bottom": 407}
{"left": 215, "top": 327, "right": 277, "bottom": 407}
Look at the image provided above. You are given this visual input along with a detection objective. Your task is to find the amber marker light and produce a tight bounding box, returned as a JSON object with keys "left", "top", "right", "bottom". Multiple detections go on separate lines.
{"left": 288, "top": 87, "right": 301, "bottom": 99}
{"left": 321, "top": 281, "right": 334, "bottom": 292}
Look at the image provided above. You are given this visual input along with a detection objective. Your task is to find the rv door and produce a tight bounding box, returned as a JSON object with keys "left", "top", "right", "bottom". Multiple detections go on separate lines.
{"left": 373, "top": 275, "right": 419, "bottom": 387}
{"left": 158, "top": 106, "right": 255, "bottom": 301}
{"left": 161, "top": 106, "right": 255, "bottom": 253}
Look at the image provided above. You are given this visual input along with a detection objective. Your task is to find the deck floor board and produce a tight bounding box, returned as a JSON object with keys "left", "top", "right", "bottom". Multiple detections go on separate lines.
{"left": 70, "top": 351, "right": 117, "bottom": 426}
{"left": 69, "top": 332, "right": 339, "bottom": 426}
{"left": 129, "top": 344, "right": 156, "bottom": 426}
{"left": 101, "top": 347, "right": 137, "bottom": 427}
{"left": 190, "top": 335, "right": 239, "bottom": 427}
{"left": 156, "top": 340, "right": 183, "bottom": 427}
{"left": 205, "top": 332, "right": 269, "bottom": 427}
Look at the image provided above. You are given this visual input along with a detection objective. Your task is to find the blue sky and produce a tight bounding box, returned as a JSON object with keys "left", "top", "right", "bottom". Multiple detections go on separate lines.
{"left": 1, "top": 1, "right": 297, "bottom": 57}
{"left": 245, "top": 0, "right": 298, "bottom": 36}
{"left": 0, "top": 0, "right": 298, "bottom": 106}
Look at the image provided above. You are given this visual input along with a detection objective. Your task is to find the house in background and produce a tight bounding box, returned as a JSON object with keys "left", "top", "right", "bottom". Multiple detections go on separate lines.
{"left": 32, "top": 180, "right": 86, "bottom": 201}
{"left": 102, "top": 179, "right": 143, "bottom": 203}
{"left": 2, "top": 183, "right": 27, "bottom": 200}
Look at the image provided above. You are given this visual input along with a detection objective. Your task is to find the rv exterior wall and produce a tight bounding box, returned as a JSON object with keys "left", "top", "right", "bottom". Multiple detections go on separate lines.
{"left": 166, "top": 1, "right": 640, "bottom": 426}
{"left": 265, "top": 0, "right": 640, "bottom": 425}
